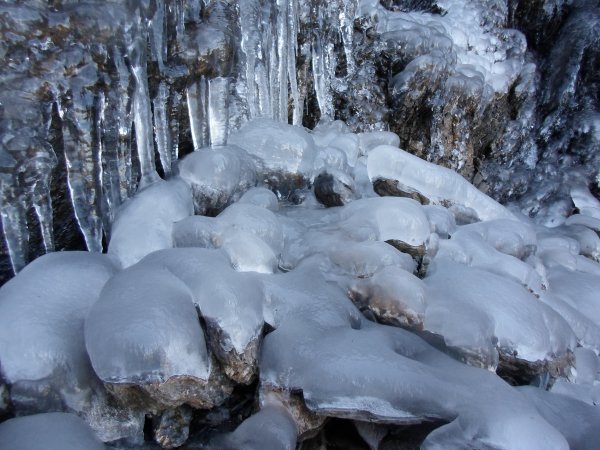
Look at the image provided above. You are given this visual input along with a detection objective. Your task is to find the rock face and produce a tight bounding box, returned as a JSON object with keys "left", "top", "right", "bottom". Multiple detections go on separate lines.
{"left": 1, "top": 0, "right": 600, "bottom": 283}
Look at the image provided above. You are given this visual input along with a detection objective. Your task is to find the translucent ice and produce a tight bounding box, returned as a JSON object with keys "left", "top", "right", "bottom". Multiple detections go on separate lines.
{"left": 368, "top": 145, "right": 516, "bottom": 221}
{"left": 340, "top": 196, "right": 430, "bottom": 248}
{"left": 85, "top": 264, "right": 210, "bottom": 385}
{"left": 178, "top": 145, "right": 257, "bottom": 215}
{"left": 207, "top": 404, "right": 297, "bottom": 450}
{"left": 519, "top": 386, "right": 600, "bottom": 450}
{"left": 0, "top": 413, "right": 106, "bottom": 450}
{"left": 108, "top": 178, "right": 193, "bottom": 268}
{"left": 125, "top": 248, "right": 266, "bottom": 384}
{"left": 424, "top": 259, "right": 576, "bottom": 367}
{"left": 238, "top": 187, "right": 280, "bottom": 211}
{"left": 0, "top": 252, "right": 117, "bottom": 384}
{"left": 228, "top": 118, "right": 317, "bottom": 181}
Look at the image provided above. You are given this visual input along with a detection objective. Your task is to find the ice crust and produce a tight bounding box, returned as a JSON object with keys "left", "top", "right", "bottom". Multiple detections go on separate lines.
{"left": 367, "top": 145, "right": 516, "bottom": 221}
{"left": 3, "top": 118, "right": 600, "bottom": 449}
{"left": 108, "top": 178, "right": 193, "bottom": 268}
{"left": 0, "top": 413, "right": 107, "bottom": 450}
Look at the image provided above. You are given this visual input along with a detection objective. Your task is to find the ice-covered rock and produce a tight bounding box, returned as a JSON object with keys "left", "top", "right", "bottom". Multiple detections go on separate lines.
{"left": 261, "top": 312, "right": 569, "bottom": 449}
{"left": 206, "top": 403, "right": 297, "bottom": 450}
{"left": 519, "top": 386, "right": 600, "bottom": 450}
{"left": 423, "top": 205, "right": 457, "bottom": 238}
{"left": 0, "top": 251, "right": 143, "bottom": 443}
{"left": 238, "top": 187, "right": 280, "bottom": 212}
{"left": 228, "top": 119, "right": 317, "bottom": 193}
{"left": 128, "top": 248, "right": 266, "bottom": 385}
{"left": 544, "top": 267, "right": 600, "bottom": 350}
{"left": 368, "top": 145, "right": 516, "bottom": 221}
{"left": 458, "top": 219, "right": 537, "bottom": 259}
{"left": 178, "top": 145, "right": 258, "bottom": 215}
{"left": 339, "top": 196, "right": 430, "bottom": 256}
{"left": 313, "top": 169, "right": 356, "bottom": 207}
{"left": 436, "top": 229, "right": 544, "bottom": 294}
{"left": 424, "top": 259, "right": 576, "bottom": 372}
{"left": 85, "top": 259, "right": 232, "bottom": 410}
{"left": 0, "top": 412, "right": 107, "bottom": 450}
{"left": 348, "top": 265, "right": 426, "bottom": 329}
{"left": 108, "top": 178, "right": 193, "bottom": 268}
{"left": 217, "top": 203, "right": 285, "bottom": 256}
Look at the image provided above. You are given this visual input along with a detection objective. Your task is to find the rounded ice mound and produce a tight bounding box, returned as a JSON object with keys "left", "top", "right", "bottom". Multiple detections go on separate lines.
{"left": 84, "top": 263, "right": 224, "bottom": 409}
{"left": 0, "top": 252, "right": 144, "bottom": 443}
{"left": 118, "top": 248, "right": 266, "bottom": 385}
{"left": 367, "top": 145, "right": 516, "bottom": 221}
{"left": 86, "top": 265, "right": 209, "bottom": 384}
{"left": 228, "top": 118, "right": 317, "bottom": 192}
{"left": 178, "top": 145, "right": 257, "bottom": 215}
{"left": 340, "top": 196, "right": 430, "bottom": 254}
{"left": 0, "top": 412, "right": 106, "bottom": 450}
{"left": 348, "top": 265, "right": 426, "bottom": 329}
{"left": 221, "top": 229, "right": 278, "bottom": 274}
{"left": 0, "top": 252, "right": 117, "bottom": 385}
{"left": 108, "top": 178, "right": 193, "bottom": 268}
{"left": 424, "top": 259, "right": 576, "bottom": 372}
{"left": 217, "top": 203, "right": 284, "bottom": 255}
{"left": 238, "top": 187, "right": 279, "bottom": 211}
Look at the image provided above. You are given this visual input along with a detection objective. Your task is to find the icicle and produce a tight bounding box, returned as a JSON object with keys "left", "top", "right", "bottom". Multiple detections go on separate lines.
{"left": 153, "top": 82, "right": 173, "bottom": 175}
{"left": 26, "top": 144, "right": 57, "bottom": 255}
{"left": 208, "top": 77, "right": 230, "bottom": 146}
{"left": 130, "top": 36, "right": 160, "bottom": 187}
{"left": 168, "top": 91, "right": 183, "bottom": 169}
{"left": 287, "top": 0, "right": 302, "bottom": 125}
{"left": 60, "top": 92, "right": 103, "bottom": 253}
{"left": 312, "top": 38, "right": 334, "bottom": 120}
{"left": 187, "top": 77, "right": 210, "bottom": 150}
{"left": 0, "top": 173, "right": 29, "bottom": 274}
{"left": 149, "top": 0, "right": 166, "bottom": 73}
{"left": 340, "top": 0, "right": 357, "bottom": 77}
{"left": 275, "top": 0, "right": 289, "bottom": 122}
{"left": 239, "top": 0, "right": 261, "bottom": 119}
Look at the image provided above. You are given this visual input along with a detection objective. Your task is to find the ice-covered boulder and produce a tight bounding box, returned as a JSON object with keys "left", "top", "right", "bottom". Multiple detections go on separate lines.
{"left": 229, "top": 118, "right": 317, "bottom": 194}
{"left": 206, "top": 403, "right": 297, "bottom": 450}
{"left": 313, "top": 169, "right": 356, "bottom": 207}
{"left": 108, "top": 178, "right": 193, "bottom": 268}
{"left": 348, "top": 265, "right": 426, "bottom": 329}
{"left": 238, "top": 187, "right": 280, "bottom": 211}
{"left": 368, "top": 145, "right": 516, "bottom": 221}
{"left": 436, "top": 229, "right": 544, "bottom": 294}
{"left": 261, "top": 314, "right": 569, "bottom": 450}
{"left": 144, "top": 249, "right": 266, "bottom": 384}
{"left": 0, "top": 252, "right": 143, "bottom": 443}
{"left": 424, "top": 260, "right": 576, "bottom": 374}
{"left": 0, "top": 413, "right": 106, "bottom": 450}
{"left": 85, "top": 261, "right": 232, "bottom": 409}
{"left": 544, "top": 267, "right": 600, "bottom": 351}
{"left": 178, "top": 145, "right": 257, "bottom": 215}
{"left": 339, "top": 196, "right": 430, "bottom": 258}
{"left": 518, "top": 386, "right": 600, "bottom": 450}
{"left": 217, "top": 203, "right": 284, "bottom": 256}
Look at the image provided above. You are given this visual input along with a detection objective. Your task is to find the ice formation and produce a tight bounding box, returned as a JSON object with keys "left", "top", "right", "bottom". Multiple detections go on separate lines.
{"left": 1, "top": 0, "right": 600, "bottom": 449}
{"left": 0, "top": 413, "right": 107, "bottom": 450}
